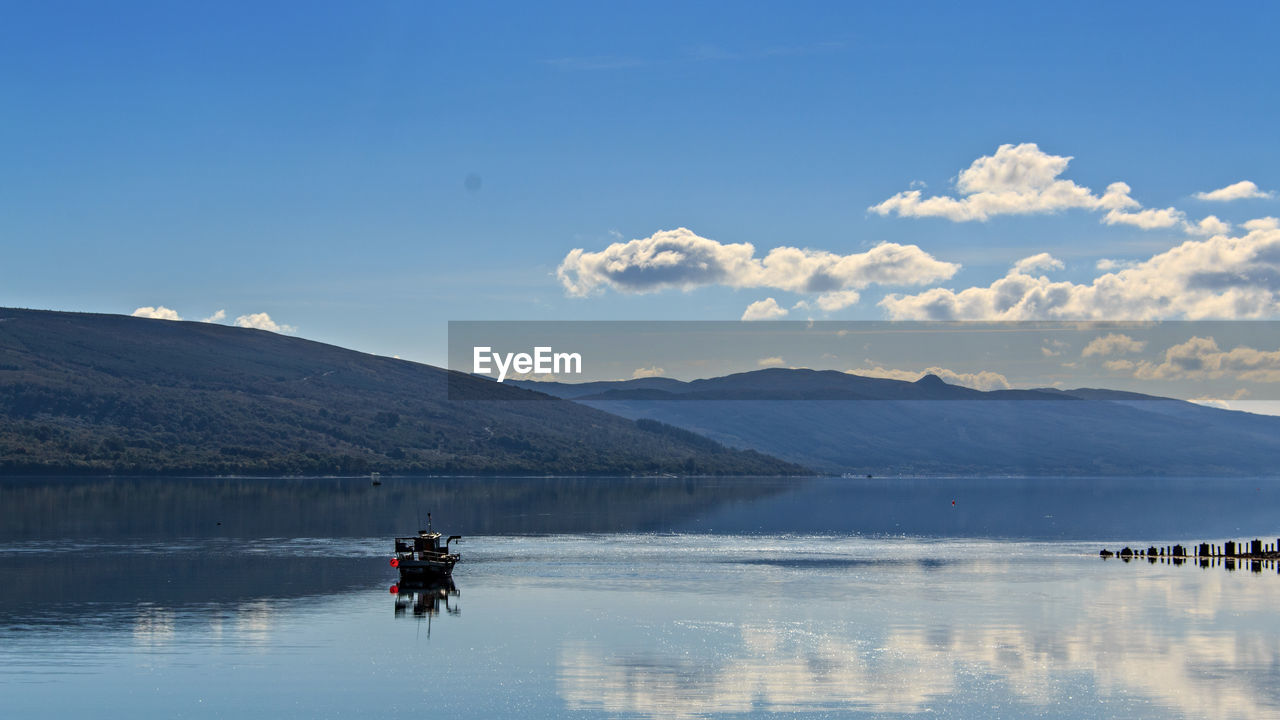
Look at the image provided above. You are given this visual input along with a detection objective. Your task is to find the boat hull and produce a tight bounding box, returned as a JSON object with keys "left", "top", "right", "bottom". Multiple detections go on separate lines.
{"left": 397, "top": 557, "right": 457, "bottom": 580}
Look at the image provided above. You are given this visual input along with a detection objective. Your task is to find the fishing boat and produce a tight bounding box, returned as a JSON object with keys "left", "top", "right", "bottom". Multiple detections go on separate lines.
{"left": 390, "top": 514, "right": 460, "bottom": 582}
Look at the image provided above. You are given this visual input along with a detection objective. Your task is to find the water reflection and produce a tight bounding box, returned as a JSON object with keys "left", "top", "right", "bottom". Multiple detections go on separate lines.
{"left": 560, "top": 627, "right": 954, "bottom": 717}
{"left": 5, "top": 478, "right": 1280, "bottom": 719}
{"left": 5, "top": 474, "right": 1280, "bottom": 541}
{"left": 557, "top": 556, "right": 1280, "bottom": 719}
{"left": 393, "top": 579, "right": 461, "bottom": 621}
{"left": 0, "top": 476, "right": 793, "bottom": 539}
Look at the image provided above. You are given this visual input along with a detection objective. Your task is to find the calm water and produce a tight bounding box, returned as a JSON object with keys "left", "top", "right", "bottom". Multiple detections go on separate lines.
{"left": 2, "top": 476, "right": 1279, "bottom": 719}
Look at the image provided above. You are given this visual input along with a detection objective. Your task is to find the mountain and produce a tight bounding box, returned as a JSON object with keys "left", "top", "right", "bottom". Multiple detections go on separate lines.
{"left": 514, "top": 369, "right": 1280, "bottom": 476}
{"left": 0, "top": 309, "right": 803, "bottom": 476}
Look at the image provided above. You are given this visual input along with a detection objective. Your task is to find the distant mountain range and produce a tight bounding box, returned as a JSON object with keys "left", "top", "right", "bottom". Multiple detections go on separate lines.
{"left": 7, "top": 307, "right": 1277, "bottom": 477}
{"left": 514, "top": 369, "right": 1280, "bottom": 476}
{"left": 0, "top": 309, "right": 802, "bottom": 476}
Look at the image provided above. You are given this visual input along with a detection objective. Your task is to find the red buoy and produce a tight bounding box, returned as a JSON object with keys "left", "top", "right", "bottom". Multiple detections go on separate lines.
{"left": 389, "top": 585, "right": 399, "bottom": 594}
{"left": 389, "top": 557, "right": 399, "bottom": 568}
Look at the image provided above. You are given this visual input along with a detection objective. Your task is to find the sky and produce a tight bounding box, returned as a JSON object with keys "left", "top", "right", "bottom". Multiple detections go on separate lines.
{"left": 4, "top": 2, "right": 1280, "bottom": 406}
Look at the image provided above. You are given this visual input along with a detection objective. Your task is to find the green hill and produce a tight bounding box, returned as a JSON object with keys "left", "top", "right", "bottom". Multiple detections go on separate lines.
{"left": 0, "top": 309, "right": 803, "bottom": 476}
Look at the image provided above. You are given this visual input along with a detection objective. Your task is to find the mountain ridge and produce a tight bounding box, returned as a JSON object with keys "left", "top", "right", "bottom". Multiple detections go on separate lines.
{"left": 513, "top": 370, "right": 1280, "bottom": 476}
{"left": 0, "top": 308, "right": 804, "bottom": 476}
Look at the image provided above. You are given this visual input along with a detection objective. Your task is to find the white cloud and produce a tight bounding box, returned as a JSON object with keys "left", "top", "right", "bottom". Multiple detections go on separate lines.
{"left": 1103, "top": 206, "right": 1185, "bottom": 230}
{"left": 871, "top": 144, "right": 1233, "bottom": 237}
{"left": 131, "top": 306, "right": 182, "bottom": 321}
{"left": 1011, "top": 253, "right": 1063, "bottom": 275}
{"left": 757, "top": 357, "right": 786, "bottom": 367}
{"left": 558, "top": 227, "right": 958, "bottom": 298}
{"left": 1093, "top": 181, "right": 1183, "bottom": 229}
{"left": 1186, "top": 215, "right": 1232, "bottom": 236}
{"left": 234, "top": 312, "right": 296, "bottom": 334}
{"left": 880, "top": 219, "right": 1280, "bottom": 320}
{"left": 813, "top": 290, "right": 861, "bottom": 312}
{"left": 1189, "top": 389, "right": 1250, "bottom": 409}
{"left": 202, "top": 309, "right": 227, "bottom": 323}
{"left": 1103, "top": 359, "right": 1136, "bottom": 372}
{"left": 741, "top": 298, "right": 788, "bottom": 321}
{"left": 1095, "top": 258, "right": 1136, "bottom": 271}
{"left": 846, "top": 365, "right": 1012, "bottom": 391}
{"left": 632, "top": 366, "right": 665, "bottom": 378}
{"left": 1188, "top": 396, "right": 1231, "bottom": 409}
{"left": 1194, "top": 180, "right": 1274, "bottom": 202}
{"left": 794, "top": 291, "right": 861, "bottom": 314}
{"left": 1133, "top": 337, "right": 1280, "bottom": 382}
{"left": 869, "top": 143, "right": 1098, "bottom": 222}
{"left": 1081, "top": 333, "right": 1147, "bottom": 357}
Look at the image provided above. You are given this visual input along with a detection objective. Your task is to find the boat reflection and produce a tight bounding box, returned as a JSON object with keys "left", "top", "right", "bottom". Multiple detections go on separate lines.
{"left": 391, "top": 578, "right": 460, "bottom": 621}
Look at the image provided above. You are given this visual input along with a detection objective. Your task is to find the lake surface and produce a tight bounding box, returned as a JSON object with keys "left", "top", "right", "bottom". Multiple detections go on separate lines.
{"left": 2, "top": 476, "right": 1279, "bottom": 718}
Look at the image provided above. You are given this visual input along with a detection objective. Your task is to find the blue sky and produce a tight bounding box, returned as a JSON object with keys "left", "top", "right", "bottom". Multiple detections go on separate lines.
{"left": 4, "top": 2, "right": 1280, "bottom": 373}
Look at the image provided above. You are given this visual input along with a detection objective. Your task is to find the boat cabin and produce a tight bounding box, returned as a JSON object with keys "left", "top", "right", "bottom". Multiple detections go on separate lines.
{"left": 395, "top": 530, "right": 461, "bottom": 562}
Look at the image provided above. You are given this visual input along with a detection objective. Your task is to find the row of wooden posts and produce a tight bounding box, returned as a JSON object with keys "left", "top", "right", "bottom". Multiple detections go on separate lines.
{"left": 1106, "top": 553, "right": 1280, "bottom": 574}
{"left": 1101, "top": 538, "right": 1280, "bottom": 562}
{"left": 1101, "top": 538, "right": 1280, "bottom": 559}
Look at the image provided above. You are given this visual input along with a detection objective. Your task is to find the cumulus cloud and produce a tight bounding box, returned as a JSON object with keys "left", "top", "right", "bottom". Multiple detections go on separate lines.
{"left": 879, "top": 219, "right": 1280, "bottom": 320}
{"left": 1195, "top": 181, "right": 1274, "bottom": 202}
{"left": 1081, "top": 333, "right": 1147, "bottom": 357}
{"left": 871, "top": 144, "right": 1229, "bottom": 237}
{"left": 202, "top": 309, "right": 227, "bottom": 323}
{"left": 558, "top": 228, "right": 958, "bottom": 302}
{"left": 131, "top": 306, "right": 182, "bottom": 321}
{"left": 1103, "top": 206, "right": 1185, "bottom": 230}
{"left": 1133, "top": 337, "right": 1280, "bottom": 382}
{"left": 1095, "top": 258, "right": 1136, "bottom": 271}
{"left": 757, "top": 357, "right": 786, "bottom": 367}
{"left": 234, "top": 312, "right": 296, "bottom": 334}
{"left": 1011, "top": 253, "right": 1064, "bottom": 275}
{"left": 1186, "top": 215, "right": 1232, "bottom": 236}
{"left": 813, "top": 290, "right": 861, "bottom": 312}
{"left": 869, "top": 144, "right": 1098, "bottom": 222}
{"left": 846, "top": 365, "right": 1012, "bottom": 391}
{"left": 741, "top": 298, "right": 788, "bottom": 321}
{"left": 632, "top": 366, "right": 665, "bottom": 378}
